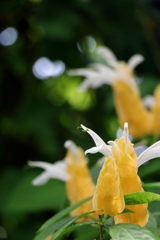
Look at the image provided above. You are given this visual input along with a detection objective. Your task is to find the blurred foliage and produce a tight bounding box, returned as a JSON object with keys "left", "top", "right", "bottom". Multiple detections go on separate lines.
{"left": 1, "top": 0, "right": 160, "bottom": 239}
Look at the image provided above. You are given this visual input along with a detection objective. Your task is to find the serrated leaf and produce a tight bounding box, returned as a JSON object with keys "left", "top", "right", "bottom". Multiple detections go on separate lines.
{"left": 109, "top": 224, "right": 159, "bottom": 240}
{"left": 39, "top": 196, "right": 92, "bottom": 231}
{"left": 51, "top": 211, "right": 96, "bottom": 240}
{"left": 124, "top": 192, "right": 160, "bottom": 205}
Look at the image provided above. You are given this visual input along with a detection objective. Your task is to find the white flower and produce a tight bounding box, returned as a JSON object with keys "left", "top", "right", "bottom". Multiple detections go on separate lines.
{"left": 143, "top": 94, "right": 155, "bottom": 109}
{"left": 81, "top": 123, "right": 160, "bottom": 167}
{"left": 28, "top": 140, "right": 81, "bottom": 185}
{"left": 68, "top": 46, "right": 144, "bottom": 92}
{"left": 28, "top": 160, "right": 68, "bottom": 185}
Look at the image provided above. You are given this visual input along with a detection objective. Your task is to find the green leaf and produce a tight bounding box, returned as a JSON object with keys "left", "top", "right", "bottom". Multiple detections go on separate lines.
{"left": 124, "top": 192, "right": 160, "bottom": 205}
{"left": 74, "top": 224, "right": 99, "bottom": 240}
{"left": 145, "top": 212, "right": 158, "bottom": 232}
{"left": 51, "top": 211, "right": 96, "bottom": 240}
{"left": 39, "top": 196, "right": 92, "bottom": 231}
{"left": 34, "top": 217, "right": 72, "bottom": 240}
{"left": 51, "top": 221, "right": 98, "bottom": 240}
{"left": 143, "top": 182, "right": 160, "bottom": 189}
{"left": 120, "top": 208, "right": 135, "bottom": 214}
{"left": 1, "top": 170, "right": 67, "bottom": 213}
{"left": 109, "top": 224, "right": 160, "bottom": 240}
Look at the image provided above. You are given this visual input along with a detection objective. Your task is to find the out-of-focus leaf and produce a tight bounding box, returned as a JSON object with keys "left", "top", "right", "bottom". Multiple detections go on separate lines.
{"left": 1, "top": 169, "right": 66, "bottom": 213}
{"left": 143, "top": 182, "right": 160, "bottom": 189}
{"left": 74, "top": 224, "right": 99, "bottom": 240}
{"left": 39, "top": 196, "right": 92, "bottom": 231}
{"left": 109, "top": 224, "right": 159, "bottom": 240}
{"left": 34, "top": 217, "right": 72, "bottom": 240}
{"left": 51, "top": 212, "right": 96, "bottom": 240}
{"left": 145, "top": 212, "right": 158, "bottom": 232}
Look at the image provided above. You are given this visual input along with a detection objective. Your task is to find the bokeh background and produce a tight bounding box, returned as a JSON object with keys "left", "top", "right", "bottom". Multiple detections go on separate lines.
{"left": 1, "top": 0, "right": 160, "bottom": 239}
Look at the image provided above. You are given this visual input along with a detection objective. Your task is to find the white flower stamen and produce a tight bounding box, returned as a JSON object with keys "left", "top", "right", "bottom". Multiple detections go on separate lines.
{"left": 123, "top": 122, "right": 129, "bottom": 154}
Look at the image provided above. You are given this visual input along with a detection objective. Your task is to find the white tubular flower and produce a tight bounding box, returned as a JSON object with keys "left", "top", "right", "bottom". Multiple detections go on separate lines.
{"left": 138, "top": 141, "right": 160, "bottom": 167}
{"left": 81, "top": 123, "right": 160, "bottom": 169}
{"left": 29, "top": 140, "right": 97, "bottom": 220}
{"left": 68, "top": 46, "right": 144, "bottom": 92}
{"left": 28, "top": 140, "right": 82, "bottom": 185}
{"left": 28, "top": 160, "right": 69, "bottom": 185}
{"left": 81, "top": 124, "right": 112, "bottom": 157}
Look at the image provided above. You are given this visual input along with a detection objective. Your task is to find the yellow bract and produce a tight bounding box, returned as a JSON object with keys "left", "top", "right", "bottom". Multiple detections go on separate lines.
{"left": 151, "top": 84, "right": 160, "bottom": 135}
{"left": 113, "top": 136, "right": 148, "bottom": 226}
{"left": 92, "top": 156, "right": 124, "bottom": 216}
{"left": 92, "top": 135, "right": 148, "bottom": 226}
{"left": 66, "top": 147, "right": 97, "bottom": 220}
{"left": 113, "top": 80, "right": 152, "bottom": 138}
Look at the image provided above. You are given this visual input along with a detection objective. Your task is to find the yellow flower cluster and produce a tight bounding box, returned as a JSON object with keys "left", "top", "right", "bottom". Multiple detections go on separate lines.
{"left": 68, "top": 46, "right": 160, "bottom": 138}
{"left": 28, "top": 140, "right": 97, "bottom": 221}
{"left": 81, "top": 123, "right": 149, "bottom": 226}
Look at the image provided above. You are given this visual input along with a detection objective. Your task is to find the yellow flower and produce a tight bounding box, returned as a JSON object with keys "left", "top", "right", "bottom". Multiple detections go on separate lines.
{"left": 28, "top": 140, "right": 97, "bottom": 221}
{"left": 150, "top": 84, "right": 160, "bottom": 135}
{"left": 68, "top": 46, "right": 154, "bottom": 138}
{"left": 81, "top": 122, "right": 160, "bottom": 226}
{"left": 92, "top": 156, "right": 125, "bottom": 216}
{"left": 112, "top": 80, "right": 152, "bottom": 138}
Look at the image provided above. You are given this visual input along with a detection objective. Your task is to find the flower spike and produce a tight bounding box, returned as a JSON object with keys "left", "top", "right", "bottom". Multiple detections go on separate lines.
{"left": 28, "top": 141, "right": 97, "bottom": 221}
{"left": 81, "top": 122, "right": 149, "bottom": 226}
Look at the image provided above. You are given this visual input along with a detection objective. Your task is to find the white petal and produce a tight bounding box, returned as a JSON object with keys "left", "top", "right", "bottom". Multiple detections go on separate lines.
{"left": 138, "top": 149, "right": 160, "bottom": 167}
{"left": 78, "top": 77, "right": 107, "bottom": 91}
{"left": 28, "top": 161, "right": 54, "bottom": 171}
{"left": 127, "top": 54, "right": 144, "bottom": 70}
{"left": 143, "top": 95, "right": 155, "bottom": 108}
{"left": 68, "top": 69, "right": 98, "bottom": 78}
{"left": 64, "top": 140, "right": 78, "bottom": 161}
{"left": 138, "top": 141, "right": 160, "bottom": 167}
{"left": 28, "top": 160, "right": 69, "bottom": 182}
{"left": 97, "top": 46, "right": 117, "bottom": 67}
{"left": 32, "top": 171, "right": 51, "bottom": 185}
{"left": 85, "top": 145, "right": 104, "bottom": 155}
{"left": 89, "top": 63, "right": 116, "bottom": 79}
{"left": 81, "top": 124, "right": 112, "bottom": 157}
{"left": 108, "top": 140, "right": 120, "bottom": 153}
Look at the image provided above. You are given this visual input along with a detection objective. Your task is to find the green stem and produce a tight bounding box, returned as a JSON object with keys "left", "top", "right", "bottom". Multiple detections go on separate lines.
{"left": 99, "top": 215, "right": 104, "bottom": 240}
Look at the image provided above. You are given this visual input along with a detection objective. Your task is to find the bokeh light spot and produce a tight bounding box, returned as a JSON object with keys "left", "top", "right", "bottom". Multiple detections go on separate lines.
{"left": 77, "top": 35, "right": 97, "bottom": 53}
{"left": 0, "top": 27, "right": 18, "bottom": 46}
{"left": 32, "top": 57, "right": 65, "bottom": 80}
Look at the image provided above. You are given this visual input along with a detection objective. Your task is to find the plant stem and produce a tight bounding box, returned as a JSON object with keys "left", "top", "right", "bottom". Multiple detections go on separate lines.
{"left": 99, "top": 215, "right": 104, "bottom": 240}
